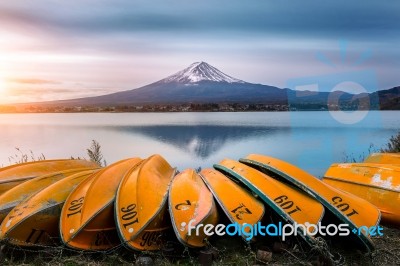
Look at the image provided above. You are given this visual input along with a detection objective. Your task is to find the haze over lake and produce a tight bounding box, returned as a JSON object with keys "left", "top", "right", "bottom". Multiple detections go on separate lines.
{"left": 0, "top": 111, "right": 398, "bottom": 177}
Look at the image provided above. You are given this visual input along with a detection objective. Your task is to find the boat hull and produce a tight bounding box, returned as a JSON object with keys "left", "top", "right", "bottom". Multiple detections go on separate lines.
{"left": 115, "top": 154, "right": 176, "bottom": 251}
{"left": 364, "top": 153, "right": 400, "bottom": 164}
{"left": 60, "top": 158, "right": 142, "bottom": 251}
{"left": 214, "top": 159, "right": 324, "bottom": 247}
{"left": 0, "top": 168, "right": 96, "bottom": 223}
{"left": 0, "top": 160, "right": 99, "bottom": 195}
{"left": 200, "top": 168, "right": 265, "bottom": 242}
{"left": 240, "top": 154, "right": 381, "bottom": 252}
{"left": 323, "top": 163, "right": 400, "bottom": 225}
{"left": 169, "top": 169, "right": 218, "bottom": 248}
{"left": 0, "top": 170, "right": 96, "bottom": 247}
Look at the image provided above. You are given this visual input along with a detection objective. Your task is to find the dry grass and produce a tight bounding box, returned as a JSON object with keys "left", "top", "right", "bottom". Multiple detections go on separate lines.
{"left": 8, "top": 148, "right": 46, "bottom": 165}
{"left": 86, "top": 140, "right": 107, "bottom": 167}
{"left": 1, "top": 226, "right": 399, "bottom": 265}
{"left": 3, "top": 140, "right": 105, "bottom": 168}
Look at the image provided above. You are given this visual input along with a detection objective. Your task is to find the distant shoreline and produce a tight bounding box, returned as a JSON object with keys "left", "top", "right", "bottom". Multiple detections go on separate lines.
{"left": 1, "top": 103, "right": 397, "bottom": 114}
{"left": 0, "top": 110, "right": 397, "bottom": 114}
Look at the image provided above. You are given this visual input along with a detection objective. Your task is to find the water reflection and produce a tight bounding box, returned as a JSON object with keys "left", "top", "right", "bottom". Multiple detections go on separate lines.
{"left": 113, "top": 125, "right": 288, "bottom": 159}
{"left": 0, "top": 112, "right": 398, "bottom": 177}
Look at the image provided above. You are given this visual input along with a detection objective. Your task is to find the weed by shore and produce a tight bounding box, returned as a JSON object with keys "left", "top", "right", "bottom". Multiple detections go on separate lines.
{"left": 1, "top": 225, "right": 399, "bottom": 265}
{"left": 6, "top": 140, "right": 105, "bottom": 168}
{"left": 343, "top": 130, "right": 400, "bottom": 163}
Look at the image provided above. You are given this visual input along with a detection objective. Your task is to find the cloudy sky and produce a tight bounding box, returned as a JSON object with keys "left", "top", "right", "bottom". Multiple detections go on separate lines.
{"left": 0, "top": 0, "right": 399, "bottom": 103}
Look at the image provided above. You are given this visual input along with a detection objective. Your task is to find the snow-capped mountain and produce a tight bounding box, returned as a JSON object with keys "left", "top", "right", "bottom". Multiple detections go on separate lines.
{"left": 160, "top": 62, "right": 245, "bottom": 84}
{"left": 32, "top": 62, "right": 356, "bottom": 107}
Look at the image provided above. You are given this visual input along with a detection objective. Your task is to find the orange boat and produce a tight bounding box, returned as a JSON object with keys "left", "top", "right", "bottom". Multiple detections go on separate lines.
{"left": 0, "top": 159, "right": 99, "bottom": 195}
{"left": 115, "top": 154, "right": 176, "bottom": 251}
{"left": 240, "top": 154, "right": 381, "bottom": 252}
{"left": 0, "top": 168, "right": 97, "bottom": 223}
{"left": 169, "top": 169, "right": 218, "bottom": 247}
{"left": 0, "top": 170, "right": 97, "bottom": 247}
{"left": 200, "top": 168, "right": 265, "bottom": 241}
{"left": 364, "top": 153, "right": 400, "bottom": 164}
{"left": 60, "top": 158, "right": 142, "bottom": 251}
{"left": 323, "top": 163, "right": 400, "bottom": 225}
{"left": 214, "top": 159, "right": 324, "bottom": 247}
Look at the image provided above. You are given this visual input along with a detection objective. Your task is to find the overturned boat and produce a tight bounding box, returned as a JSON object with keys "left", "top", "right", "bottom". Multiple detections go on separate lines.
{"left": 115, "top": 154, "right": 176, "bottom": 251}
{"left": 364, "top": 153, "right": 400, "bottom": 164}
{"left": 323, "top": 163, "right": 400, "bottom": 226}
{"left": 0, "top": 159, "right": 99, "bottom": 195}
{"left": 214, "top": 159, "right": 324, "bottom": 247}
{"left": 0, "top": 168, "right": 97, "bottom": 223}
{"left": 60, "top": 158, "right": 142, "bottom": 250}
{"left": 240, "top": 154, "right": 381, "bottom": 252}
{"left": 0, "top": 170, "right": 97, "bottom": 247}
{"left": 200, "top": 168, "right": 265, "bottom": 242}
{"left": 169, "top": 169, "right": 218, "bottom": 247}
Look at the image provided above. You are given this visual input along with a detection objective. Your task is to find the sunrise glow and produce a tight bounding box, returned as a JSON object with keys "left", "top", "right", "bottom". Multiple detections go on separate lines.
{"left": 0, "top": 1, "right": 399, "bottom": 104}
{"left": 0, "top": 75, "right": 6, "bottom": 94}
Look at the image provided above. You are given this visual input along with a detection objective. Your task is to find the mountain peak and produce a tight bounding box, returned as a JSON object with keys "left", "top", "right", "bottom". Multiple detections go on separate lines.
{"left": 160, "top": 62, "right": 245, "bottom": 84}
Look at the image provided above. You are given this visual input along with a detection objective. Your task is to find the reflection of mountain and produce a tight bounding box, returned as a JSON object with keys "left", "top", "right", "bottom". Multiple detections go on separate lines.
{"left": 114, "top": 125, "right": 285, "bottom": 158}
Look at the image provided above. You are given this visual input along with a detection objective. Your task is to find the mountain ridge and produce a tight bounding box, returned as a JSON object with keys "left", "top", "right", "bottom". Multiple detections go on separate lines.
{"left": 33, "top": 61, "right": 290, "bottom": 106}
{"left": 9, "top": 62, "right": 400, "bottom": 110}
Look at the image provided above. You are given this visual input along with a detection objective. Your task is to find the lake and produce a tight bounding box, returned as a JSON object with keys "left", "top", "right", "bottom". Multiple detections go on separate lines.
{"left": 0, "top": 111, "right": 398, "bottom": 177}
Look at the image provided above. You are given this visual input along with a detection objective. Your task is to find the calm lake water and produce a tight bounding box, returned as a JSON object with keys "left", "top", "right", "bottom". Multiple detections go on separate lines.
{"left": 0, "top": 111, "right": 398, "bottom": 177}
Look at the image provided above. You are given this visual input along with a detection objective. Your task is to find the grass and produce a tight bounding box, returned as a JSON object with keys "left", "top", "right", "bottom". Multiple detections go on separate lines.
{"left": 5, "top": 140, "right": 105, "bottom": 167}
{"left": 343, "top": 130, "right": 400, "bottom": 163}
{"left": 381, "top": 130, "right": 400, "bottom": 153}
{"left": 8, "top": 148, "right": 46, "bottom": 165}
{"left": 1, "top": 227, "right": 399, "bottom": 265}
{"left": 342, "top": 144, "right": 379, "bottom": 163}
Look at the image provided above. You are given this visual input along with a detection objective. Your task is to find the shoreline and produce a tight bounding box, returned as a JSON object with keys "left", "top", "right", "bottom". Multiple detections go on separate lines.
{"left": 0, "top": 109, "right": 397, "bottom": 114}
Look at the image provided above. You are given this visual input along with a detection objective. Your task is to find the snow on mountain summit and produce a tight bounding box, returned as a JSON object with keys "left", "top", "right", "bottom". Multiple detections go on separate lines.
{"left": 161, "top": 62, "right": 245, "bottom": 84}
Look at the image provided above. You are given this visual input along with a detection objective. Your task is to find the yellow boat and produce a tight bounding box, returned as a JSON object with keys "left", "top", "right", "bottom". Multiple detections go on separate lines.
{"left": 60, "top": 158, "right": 142, "bottom": 251}
{"left": 364, "top": 153, "right": 400, "bottom": 164}
{"left": 214, "top": 159, "right": 324, "bottom": 247}
{"left": 0, "top": 168, "right": 96, "bottom": 223}
{"left": 240, "top": 154, "right": 381, "bottom": 252}
{"left": 199, "top": 168, "right": 265, "bottom": 241}
{"left": 115, "top": 154, "right": 176, "bottom": 251}
{"left": 0, "top": 170, "right": 97, "bottom": 247}
{"left": 0, "top": 159, "right": 99, "bottom": 195}
{"left": 169, "top": 169, "right": 218, "bottom": 247}
{"left": 323, "top": 163, "right": 400, "bottom": 226}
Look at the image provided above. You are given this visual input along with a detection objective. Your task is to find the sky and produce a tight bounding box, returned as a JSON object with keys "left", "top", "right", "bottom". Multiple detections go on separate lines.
{"left": 0, "top": 0, "right": 399, "bottom": 103}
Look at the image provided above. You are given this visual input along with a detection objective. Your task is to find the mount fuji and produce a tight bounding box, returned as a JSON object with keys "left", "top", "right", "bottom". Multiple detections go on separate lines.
{"left": 160, "top": 61, "right": 245, "bottom": 84}
{"left": 45, "top": 62, "right": 294, "bottom": 106}
{"left": 29, "top": 61, "right": 385, "bottom": 110}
